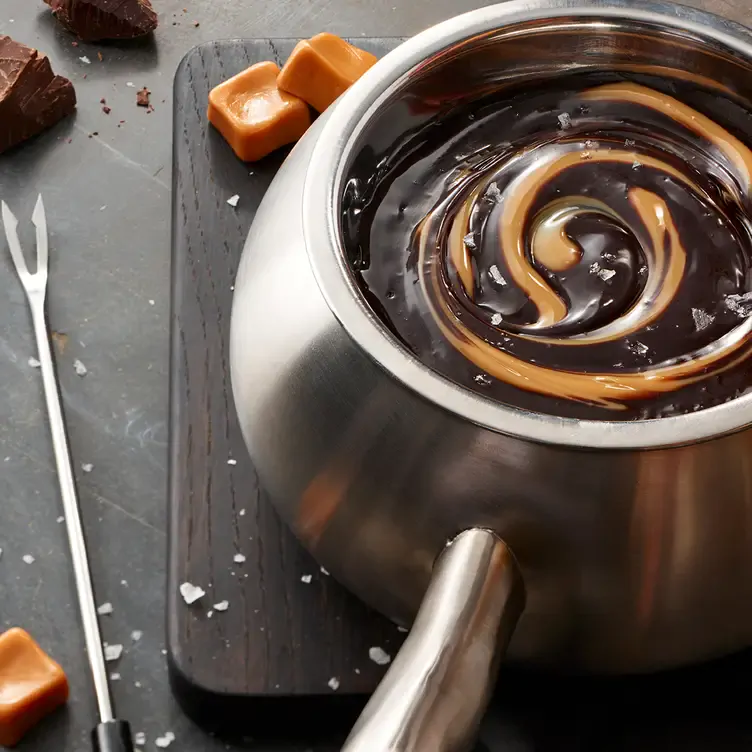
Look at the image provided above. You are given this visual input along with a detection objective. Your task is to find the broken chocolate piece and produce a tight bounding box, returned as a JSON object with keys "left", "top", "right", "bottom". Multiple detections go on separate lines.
{"left": 44, "top": 0, "right": 158, "bottom": 43}
{"left": 0, "top": 36, "right": 77, "bottom": 156}
{"left": 136, "top": 87, "right": 150, "bottom": 107}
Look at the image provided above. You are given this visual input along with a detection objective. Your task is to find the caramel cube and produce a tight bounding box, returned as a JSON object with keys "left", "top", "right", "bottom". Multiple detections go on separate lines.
{"left": 0, "top": 628, "right": 69, "bottom": 747}
{"left": 277, "top": 33, "right": 378, "bottom": 113}
{"left": 208, "top": 61, "right": 312, "bottom": 163}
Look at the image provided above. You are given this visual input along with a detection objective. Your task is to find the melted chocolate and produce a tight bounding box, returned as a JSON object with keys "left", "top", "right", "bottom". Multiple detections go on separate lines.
{"left": 342, "top": 72, "right": 752, "bottom": 420}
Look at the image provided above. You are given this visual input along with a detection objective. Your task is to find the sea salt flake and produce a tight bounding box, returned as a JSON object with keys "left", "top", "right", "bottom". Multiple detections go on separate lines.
{"left": 239, "top": 508, "right": 246, "bottom": 516}
{"left": 328, "top": 677, "right": 340, "bottom": 691}
{"left": 79, "top": 56, "right": 91, "bottom": 64}
{"left": 397, "top": 625, "right": 408, "bottom": 633}
{"left": 73, "top": 359, "right": 87, "bottom": 376}
{"left": 134, "top": 732, "right": 146, "bottom": 746}
{"left": 155, "top": 732, "right": 175, "bottom": 748}
{"left": 320, "top": 566, "right": 329, "bottom": 575}
{"left": 557, "top": 112, "right": 571, "bottom": 130}
{"left": 369, "top": 646, "right": 392, "bottom": 666}
{"left": 490, "top": 313, "right": 503, "bottom": 325}
{"left": 585, "top": 139, "right": 596, "bottom": 149}
{"left": 301, "top": 574, "right": 312, "bottom": 584}
{"left": 625, "top": 138, "right": 636, "bottom": 146}
{"left": 97, "top": 602, "right": 113, "bottom": 615}
{"left": 126, "top": 82, "right": 135, "bottom": 88}
{"left": 589, "top": 261, "right": 601, "bottom": 274}
{"left": 597, "top": 268, "right": 616, "bottom": 282}
{"left": 104, "top": 644, "right": 123, "bottom": 662}
{"left": 131, "top": 630, "right": 143, "bottom": 642}
{"left": 81, "top": 463, "right": 93, "bottom": 473}
{"left": 57, "top": 516, "right": 65, "bottom": 523}
{"left": 110, "top": 672, "right": 121, "bottom": 681}
{"left": 725, "top": 292, "right": 752, "bottom": 317}
{"left": 213, "top": 600, "right": 229, "bottom": 611}
{"left": 233, "top": 553, "right": 246, "bottom": 564}
{"left": 28, "top": 357, "right": 40, "bottom": 368}
{"left": 474, "top": 373, "right": 492, "bottom": 386}
{"left": 485, "top": 182, "right": 501, "bottom": 202}
{"left": 207, "top": 610, "right": 214, "bottom": 618}
{"left": 226, "top": 194, "right": 240, "bottom": 207}
{"left": 488, "top": 265, "right": 506, "bottom": 286}
{"left": 227, "top": 458, "right": 237, "bottom": 465}
{"left": 179, "top": 582, "right": 205, "bottom": 604}
{"left": 632, "top": 160, "right": 642, "bottom": 169}
{"left": 628, "top": 340, "right": 649, "bottom": 356}
{"left": 22, "top": 554, "right": 35, "bottom": 564}
{"left": 463, "top": 233, "right": 476, "bottom": 249}
{"left": 692, "top": 308, "right": 714, "bottom": 331}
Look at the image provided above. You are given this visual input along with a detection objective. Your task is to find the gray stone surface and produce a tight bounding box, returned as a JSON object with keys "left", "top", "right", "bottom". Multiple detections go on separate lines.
{"left": 0, "top": 0, "right": 749, "bottom": 750}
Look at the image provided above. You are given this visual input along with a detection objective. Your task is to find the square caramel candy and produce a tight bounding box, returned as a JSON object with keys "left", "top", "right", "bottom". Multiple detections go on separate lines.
{"left": 208, "top": 61, "right": 312, "bottom": 163}
{"left": 0, "top": 628, "right": 69, "bottom": 747}
{"left": 277, "top": 33, "right": 378, "bottom": 113}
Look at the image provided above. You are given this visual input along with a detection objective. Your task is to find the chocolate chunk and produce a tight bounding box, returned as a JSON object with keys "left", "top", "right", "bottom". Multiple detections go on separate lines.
{"left": 44, "top": 0, "right": 158, "bottom": 43}
{"left": 136, "top": 87, "right": 150, "bottom": 107}
{"left": 0, "top": 36, "right": 76, "bottom": 155}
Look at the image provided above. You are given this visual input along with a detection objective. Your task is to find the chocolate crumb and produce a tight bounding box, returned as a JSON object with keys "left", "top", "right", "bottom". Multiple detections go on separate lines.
{"left": 136, "top": 87, "right": 150, "bottom": 107}
{"left": 97, "top": 51, "right": 103, "bottom": 61}
{"left": 102, "top": 105, "right": 111, "bottom": 114}
{"left": 100, "top": 97, "right": 106, "bottom": 104}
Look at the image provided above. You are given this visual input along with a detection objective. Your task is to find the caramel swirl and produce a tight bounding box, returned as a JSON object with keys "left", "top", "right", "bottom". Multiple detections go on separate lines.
{"left": 346, "top": 75, "right": 752, "bottom": 419}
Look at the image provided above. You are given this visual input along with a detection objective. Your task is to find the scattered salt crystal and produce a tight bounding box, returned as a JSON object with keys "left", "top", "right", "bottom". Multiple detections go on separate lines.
{"left": 79, "top": 56, "right": 91, "bottom": 64}
{"left": 397, "top": 626, "right": 408, "bottom": 633}
{"left": 81, "top": 463, "right": 93, "bottom": 473}
{"left": 104, "top": 644, "right": 123, "bottom": 662}
{"left": 238, "top": 508, "right": 246, "bottom": 516}
{"left": 131, "top": 630, "right": 143, "bottom": 642}
{"left": 589, "top": 261, "right": 601, "bottom": 274}
{"left": 488, "top": 265, "right": 506, "bottom": 286}
{"left": 134, "top": 681, "right": 141, "bottom": 688}
{"left": 597, "top": 268, "right": 616, "bottom": 282}
{"left": 110, "top": 672, "right": 121, "bottom": 681}
{"left": 557, "top": 112, "right": 571, "bottom": 130}
{"left": 148, "top": 299, "right": 155, "bottom": 306}
{"left": 28, "top": 357, "right": 40, "bottom": 368}
{"left": 57, "top": 516, "right": 65, "bottom": 523}
{"left": 134, "top": 732, "right": 146, "bottom": 746}
{"left": 490, "top": 313, "right": 503, "bottom": 326}
{"left": 474, "top": 374, "right": 492, "bottom": 386}
{"left": 632, "top": 160, "right": 641, "bottom": 170}
{"left": 73, "top": 359, "right": 87, "bottom": 376}
{"left": 585, "top": 139, "right": 595, "bottom": 149}
{"left": 97, "top": 602, "right": 113, "bottom": 615}
{"left": 233, "top": 553, "right": 246, "bottom": 564}
{"left": 725, "top": 292, "right": 752, "bottom": 317}
{"left": 328, "top": 677, "right": 340, "bottom": 691}
{"left": 463, "top": 233, "right": 476, "bottom": 249}
{"left": 227, "top": 458, "right": 237, "bottom": 465}
{"left": 179, "top": 582, "right": 205, "bottom": 604}
{"left": 301, "top": 574, "right": 312, "bottom": 584}
{"left": 628, "top": 340, "right": 649, "bottom": 356}
{"left": 625, "top": 138, "right": 636, "bottom": 146}
{"left": 369, "top": 646, "right": 392, "bottom": 666}
{"left": 213, "top": 600, "right": 229, "bottom": 611}
{"left": 692, "top": 308, "right": 714, "bottom": 331}
{"left": 22, "top": 554, "right": 35, "bottom": 564}
{"left": 320, "top": 566, "right": 329, "bottom": 575}
{"left": 207, "top": 610, "right": 214, "bottom": 618}
{"left": 155, "top": 732, "right": 175, "bottom": 748}
{"left": 638, "top": 265, "right": 648, "bottom": 275}
{"left": 126, "top": 82, "right": 135, "bottom": 88}
{"left": 121, "top": 579, "right": 128, "bottom": 586}
{"left": 486, "top": 182, "right": 501, "bottom": 202}
{"left": 226, "top": 194, "right": 240, "bottom": 207}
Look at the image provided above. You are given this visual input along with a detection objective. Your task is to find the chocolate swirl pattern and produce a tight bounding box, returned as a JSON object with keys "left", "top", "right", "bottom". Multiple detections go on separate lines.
{"left": 345, "top": 75, "right": 752, "bottom": 420}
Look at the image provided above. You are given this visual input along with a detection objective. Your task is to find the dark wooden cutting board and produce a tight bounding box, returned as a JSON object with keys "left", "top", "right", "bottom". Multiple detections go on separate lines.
{"left": 167, "top": 38, "right": 406, "bottom": 738}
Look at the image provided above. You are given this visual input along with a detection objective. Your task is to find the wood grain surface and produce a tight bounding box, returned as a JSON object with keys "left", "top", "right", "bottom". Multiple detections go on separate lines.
{"left": 167, "top": 39, "right": 406, "bottom": 734}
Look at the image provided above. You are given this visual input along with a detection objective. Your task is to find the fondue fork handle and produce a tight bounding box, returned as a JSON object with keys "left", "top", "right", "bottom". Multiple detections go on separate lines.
{"left": 342, "top": 529, "right": 524, "bottom": 752}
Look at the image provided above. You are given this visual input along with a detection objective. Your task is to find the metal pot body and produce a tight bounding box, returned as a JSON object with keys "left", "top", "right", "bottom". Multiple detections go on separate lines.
{"left": 230, "top": 0, "right": 752, "bottom": 675}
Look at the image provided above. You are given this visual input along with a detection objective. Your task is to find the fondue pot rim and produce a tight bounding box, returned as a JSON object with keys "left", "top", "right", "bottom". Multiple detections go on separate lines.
{"left": 302, "top": 0, "right": 752, "bottom": 450}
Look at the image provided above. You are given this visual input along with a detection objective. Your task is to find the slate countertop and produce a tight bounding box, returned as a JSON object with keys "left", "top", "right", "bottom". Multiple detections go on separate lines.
{"left": 0, "top": 0, "right": 748, "bottom": 750}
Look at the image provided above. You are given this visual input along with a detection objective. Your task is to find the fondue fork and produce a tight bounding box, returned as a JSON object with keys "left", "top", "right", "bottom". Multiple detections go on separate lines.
{"left": 2, "top": 196, "right": 135, "bottom": 752}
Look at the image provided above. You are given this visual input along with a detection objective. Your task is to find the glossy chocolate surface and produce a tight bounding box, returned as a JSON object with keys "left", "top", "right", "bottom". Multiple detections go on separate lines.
{"left": 343, "top": 72, "right": 752, "bottom": 420}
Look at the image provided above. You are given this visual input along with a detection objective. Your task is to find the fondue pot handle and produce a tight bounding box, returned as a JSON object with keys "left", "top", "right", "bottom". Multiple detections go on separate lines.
{"left": 342, "top": 528, "right": 524, "bottom": 752}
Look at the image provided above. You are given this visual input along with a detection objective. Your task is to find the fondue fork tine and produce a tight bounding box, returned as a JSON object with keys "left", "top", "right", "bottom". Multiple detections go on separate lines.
{"left": 2, "top": 197, "right": 135, "bottom": 752}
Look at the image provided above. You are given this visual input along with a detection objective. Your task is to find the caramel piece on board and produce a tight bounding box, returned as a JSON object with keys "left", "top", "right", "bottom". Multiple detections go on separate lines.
{"left": 277, "top": 33, "right": 378, "bottom": 113}
{"left": 208, "top": 61, "right": 312, "bottom": 163}
{"left": 0, "top": 628, "right": 69, "bottom": 747}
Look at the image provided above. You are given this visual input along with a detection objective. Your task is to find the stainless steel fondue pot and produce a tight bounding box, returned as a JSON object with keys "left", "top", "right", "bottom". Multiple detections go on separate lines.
{"left": 230, "top": 1, "right": 752, "bottom": 748}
